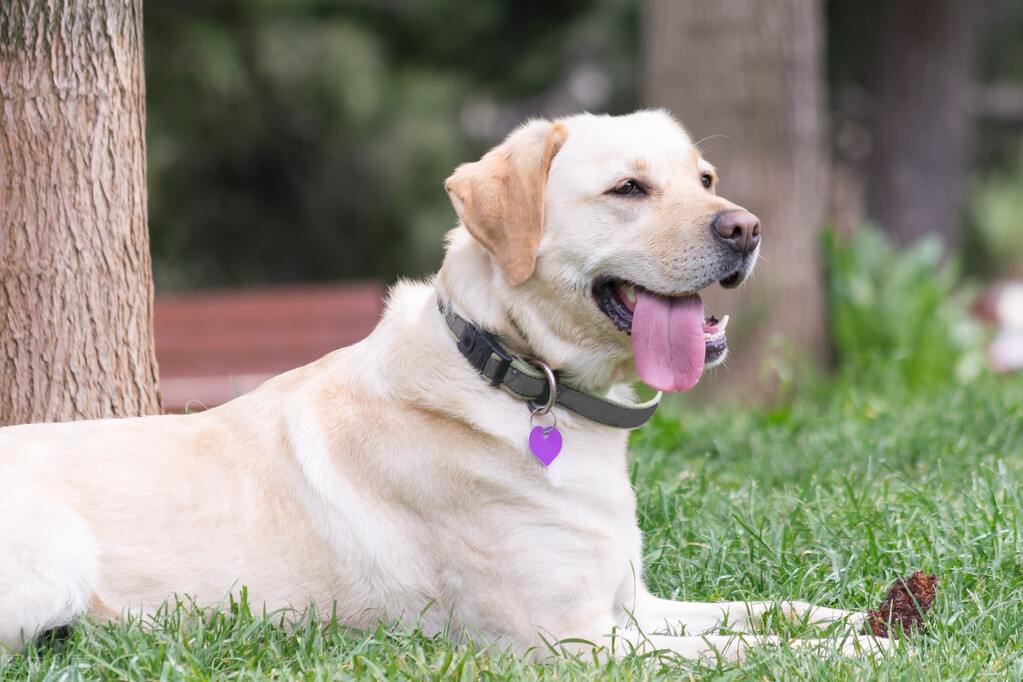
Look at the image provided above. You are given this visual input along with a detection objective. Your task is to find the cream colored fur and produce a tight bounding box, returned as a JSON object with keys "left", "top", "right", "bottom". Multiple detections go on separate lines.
{"left": 0, "top": 110, "right": 880, "bottom": 661}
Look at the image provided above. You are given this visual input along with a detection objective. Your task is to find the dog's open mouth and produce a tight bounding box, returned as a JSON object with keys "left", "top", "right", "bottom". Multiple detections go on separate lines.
{"left": 593, "top": 277, "right": 729, "bottom": 393}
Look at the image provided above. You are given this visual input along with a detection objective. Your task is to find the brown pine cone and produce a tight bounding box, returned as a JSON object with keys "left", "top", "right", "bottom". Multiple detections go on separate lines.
{"left": 867, "top": 571, "right": 939, "bottom": 638}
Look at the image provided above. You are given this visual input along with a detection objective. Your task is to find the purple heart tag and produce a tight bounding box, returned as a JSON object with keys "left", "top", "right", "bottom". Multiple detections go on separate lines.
{"left": 529, "top": 425, "right": 562, "bottom": 466}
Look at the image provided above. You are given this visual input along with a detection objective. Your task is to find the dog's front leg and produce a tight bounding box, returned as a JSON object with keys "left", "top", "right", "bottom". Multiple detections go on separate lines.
{"left": 572, "top": 629, "right": 762, "bottom": 663}
{"left": 631, "top": 590, "right": 867, "bottom": 636}
{"left": 555, "top": 627, "right": 885, "bottom": 664}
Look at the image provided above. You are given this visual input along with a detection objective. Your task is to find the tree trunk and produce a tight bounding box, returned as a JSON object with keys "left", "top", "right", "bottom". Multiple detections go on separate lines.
{"left": 642, "top": 0, "right": 828, "bottom": 399}
{"left": 866, "top": 0, "right": 986, "bottom": 249}
{"left": 0, "top": 0, "right": 162, "bottom": 425}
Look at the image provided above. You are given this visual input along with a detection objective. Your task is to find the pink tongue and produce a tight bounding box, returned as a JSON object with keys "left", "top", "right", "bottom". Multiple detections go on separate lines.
{"left": 632, "top": 290, "right": 705, "bottom": 392}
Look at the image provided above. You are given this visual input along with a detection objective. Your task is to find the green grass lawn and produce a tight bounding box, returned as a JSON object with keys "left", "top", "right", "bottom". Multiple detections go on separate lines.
{"left": 4, "top": 374, "right": 1022, "bottom": 680}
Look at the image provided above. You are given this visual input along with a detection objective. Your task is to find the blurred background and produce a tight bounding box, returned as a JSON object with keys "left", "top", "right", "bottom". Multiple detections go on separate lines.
{"left": 143, "top": 0, "right": 1023, "bottom": 406}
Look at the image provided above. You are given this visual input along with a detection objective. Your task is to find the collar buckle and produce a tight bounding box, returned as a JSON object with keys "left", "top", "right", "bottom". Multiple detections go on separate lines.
{"left": 456, "top": 320, "right": 513, "bottom": 387}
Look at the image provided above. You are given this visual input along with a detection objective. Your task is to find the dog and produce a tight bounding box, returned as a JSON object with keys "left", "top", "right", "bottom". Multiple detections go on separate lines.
{"left": 0, "top": 110, "right": 878, "bottom": 661}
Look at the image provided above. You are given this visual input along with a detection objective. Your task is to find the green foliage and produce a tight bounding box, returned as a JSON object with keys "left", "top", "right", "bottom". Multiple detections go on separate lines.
{"left": 978, "top": 0, "right": 1023, "bottom": 83}
{"left": 821, "top": 226, "right": 986, "bottom": 390}
{"left": 143, "top": 0, "right": 637, "bottom": 291}
{"left": 966, "top": 140, "right": 1023, "bottom": 279}
{"left": 145, "top": 0, "right": 476, "bottom": 289}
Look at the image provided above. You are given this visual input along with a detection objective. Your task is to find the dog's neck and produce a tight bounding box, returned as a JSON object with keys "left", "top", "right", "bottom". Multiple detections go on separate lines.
{"left": 435, "top": 228, "right": 640, "bottom": 394}
{"left": 436, "top": 232, "right": 531, "bottom": 356}
{"left": 435, "top": 294, "right": 661, "bottom": 430}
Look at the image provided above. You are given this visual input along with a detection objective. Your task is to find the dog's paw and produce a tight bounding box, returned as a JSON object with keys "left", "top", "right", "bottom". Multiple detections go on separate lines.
{"left": 832, "top": 633, "right": 897, "bottom": 660}
{"left": 776, "top": 601, "right": 868, "bottom": 635}
{"left": 779, "top": 632, "right": 896, "bottom": 662}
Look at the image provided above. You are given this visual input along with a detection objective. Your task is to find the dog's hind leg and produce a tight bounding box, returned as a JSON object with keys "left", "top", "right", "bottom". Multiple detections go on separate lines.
{"left": 0, "top": 491, "right": 99, "bottom": 653}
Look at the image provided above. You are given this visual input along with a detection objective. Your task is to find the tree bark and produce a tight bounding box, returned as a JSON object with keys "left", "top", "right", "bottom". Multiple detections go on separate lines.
{"left": 866, "top": 0, "right": 986, "bottom": 249}
{"left": 0, "top": 0, "right": 162, "bottom": 425}
{"left": 642, "top": 0, "right": 828, "bottom": 399}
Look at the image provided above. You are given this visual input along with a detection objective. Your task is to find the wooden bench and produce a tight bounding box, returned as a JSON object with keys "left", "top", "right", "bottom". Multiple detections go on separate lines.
{"left": 154, "top": 282, "right": 385, "bottom": 412}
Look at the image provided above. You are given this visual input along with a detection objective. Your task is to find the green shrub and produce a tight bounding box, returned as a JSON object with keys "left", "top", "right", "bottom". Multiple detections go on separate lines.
{"left": 821, "top": 226, "right": 986, "bottom": 390}
{"left": 967, "top": 141, "right": 1023, "bottom": 279}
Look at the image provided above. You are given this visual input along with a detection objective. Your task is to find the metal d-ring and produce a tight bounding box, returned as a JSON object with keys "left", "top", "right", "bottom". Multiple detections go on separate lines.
{"left": 526, "top": 359, "right": 558, "bottom": 417}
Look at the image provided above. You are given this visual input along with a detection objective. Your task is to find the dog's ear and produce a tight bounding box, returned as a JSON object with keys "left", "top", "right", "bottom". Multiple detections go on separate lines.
{"left": 445, "top": 120, "right": 568, "bottom": 285}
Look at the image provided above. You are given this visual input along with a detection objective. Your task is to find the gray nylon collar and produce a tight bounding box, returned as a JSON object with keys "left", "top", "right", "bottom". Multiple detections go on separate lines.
{"left": 439, "top": 298, "right": 661, "bottom": 429}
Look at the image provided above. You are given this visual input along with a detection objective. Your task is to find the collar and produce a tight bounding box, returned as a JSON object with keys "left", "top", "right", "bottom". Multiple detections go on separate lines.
{"left": 439, "top": 298, "right": 661, "bottom": 429}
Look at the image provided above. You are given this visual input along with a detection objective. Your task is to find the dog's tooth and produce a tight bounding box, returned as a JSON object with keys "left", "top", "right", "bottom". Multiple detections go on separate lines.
{"left": 622, "top": 284, "right": 637, "bottom": 305}
{"left": 718, "top": 314, "right": 729, "bottom": 332}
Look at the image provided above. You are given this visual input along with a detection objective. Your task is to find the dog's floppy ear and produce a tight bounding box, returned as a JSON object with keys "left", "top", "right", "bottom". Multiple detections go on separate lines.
{"left": 445, "top": 120, "right": 568, "bottom": 285}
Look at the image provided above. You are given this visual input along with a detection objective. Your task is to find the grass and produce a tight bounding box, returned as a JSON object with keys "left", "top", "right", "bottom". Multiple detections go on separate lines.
{"left": 3, "top": 373, "right": 1022, "bottom": 680}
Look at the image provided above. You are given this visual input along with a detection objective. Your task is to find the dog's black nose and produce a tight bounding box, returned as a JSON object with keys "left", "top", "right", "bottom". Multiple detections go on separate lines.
{"left": 712, "top": 210, "right": 761, "bottom": 255}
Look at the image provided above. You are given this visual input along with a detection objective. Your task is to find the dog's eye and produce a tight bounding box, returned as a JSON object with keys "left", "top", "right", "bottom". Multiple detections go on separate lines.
{"left": 701, "top": 174, "right": 714, "bottom": 189}
{"left": 610, "top": 180, "right": 644, "bottom": 196}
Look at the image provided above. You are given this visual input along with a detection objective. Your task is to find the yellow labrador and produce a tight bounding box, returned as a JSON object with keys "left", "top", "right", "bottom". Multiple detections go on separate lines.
{"left": 0, "top": 110, "right": 875, "bottom": 660}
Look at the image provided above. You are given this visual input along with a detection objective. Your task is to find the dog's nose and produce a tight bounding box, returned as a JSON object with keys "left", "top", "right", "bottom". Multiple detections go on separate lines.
{"left": 712, "top": 210, "right": 761, "bottom": 255}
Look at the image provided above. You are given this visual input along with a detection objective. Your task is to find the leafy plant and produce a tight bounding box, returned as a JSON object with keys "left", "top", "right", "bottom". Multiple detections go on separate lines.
{"left": 821, "top": 225, "right": 986, "bottom": 390}
{"left": 967, "top": 141, "right": 1023, "bottom": 279}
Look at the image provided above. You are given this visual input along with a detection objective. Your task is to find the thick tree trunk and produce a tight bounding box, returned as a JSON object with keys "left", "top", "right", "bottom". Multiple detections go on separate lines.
{"left": 866, "top": 0, "right": 986, "bottom": 249}
{"left": 0, "top": 0, "right": 162, "bottom": 425}
{"left": 643, "top": 0, "right": 828, "bottom": 398}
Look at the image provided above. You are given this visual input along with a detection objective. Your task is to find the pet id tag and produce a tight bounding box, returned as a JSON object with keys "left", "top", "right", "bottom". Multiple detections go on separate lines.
{"left": 526, "top": 358, "right": 562, "bottom": 466}
{"left": 529, "top": 424, "right": 562, "bottom": 466}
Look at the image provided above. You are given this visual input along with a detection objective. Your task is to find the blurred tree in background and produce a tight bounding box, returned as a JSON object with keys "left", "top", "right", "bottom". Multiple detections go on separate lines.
{"left": 829, "top": 0, "right": 1023, "bottom": 277}
{"left": 643, "top": 0, "right": 829, "bottom": 398}
{"left": 864, "top": 0, "right": 987, "bottom": 251}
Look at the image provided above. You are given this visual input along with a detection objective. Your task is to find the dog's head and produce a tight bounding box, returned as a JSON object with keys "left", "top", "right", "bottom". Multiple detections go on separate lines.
{"left": 443, "top": 110, "right": 759, "bottom": 393}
